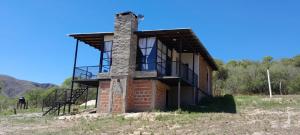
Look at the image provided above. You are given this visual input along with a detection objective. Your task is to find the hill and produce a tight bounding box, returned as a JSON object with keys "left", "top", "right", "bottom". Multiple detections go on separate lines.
{"left": 0, "top": 74, "right": 57, "bottom": 98}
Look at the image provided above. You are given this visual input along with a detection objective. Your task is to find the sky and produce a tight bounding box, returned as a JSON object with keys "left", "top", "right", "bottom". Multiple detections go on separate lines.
{"left": 0, "top": 0, "right": 299, "bottom": 85}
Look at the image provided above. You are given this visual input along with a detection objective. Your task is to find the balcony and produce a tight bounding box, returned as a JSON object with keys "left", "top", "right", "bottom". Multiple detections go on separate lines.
{"left": 74, "top": 66, "right": 100, "bottom": 80}
{"left": 136, "top": 61, "right": 198, "bottom": 87}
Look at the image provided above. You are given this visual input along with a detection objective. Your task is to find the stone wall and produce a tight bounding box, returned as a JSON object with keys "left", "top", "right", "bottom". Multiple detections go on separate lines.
{"left": 110, "top": 12, "right": 138, "bottom": 76}
{"left": 108, "top": 12, "right": 138, "bottom": 113}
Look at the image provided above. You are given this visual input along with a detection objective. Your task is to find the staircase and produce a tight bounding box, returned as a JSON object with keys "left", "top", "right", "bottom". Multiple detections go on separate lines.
{"left": 42, "top": 87, "right": 88, "bottom": 116}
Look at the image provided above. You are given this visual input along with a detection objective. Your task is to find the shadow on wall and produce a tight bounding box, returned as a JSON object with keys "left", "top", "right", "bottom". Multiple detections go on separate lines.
{"left": 179, "top": 94, "right": 237, "bottom": 113}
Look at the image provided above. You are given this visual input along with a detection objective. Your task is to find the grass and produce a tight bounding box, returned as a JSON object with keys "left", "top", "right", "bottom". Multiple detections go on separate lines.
{"left": 0, "top": 107, "right": 41, "bottom": 115}
{"left": 235, "top": 95, "right": 300, "bottom": 110}
{"left": 1, "top": 95, "right": 300, "bottom": 134}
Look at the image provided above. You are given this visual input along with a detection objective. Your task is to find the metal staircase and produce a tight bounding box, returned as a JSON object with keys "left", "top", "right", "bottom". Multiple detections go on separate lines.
{"left": 42, "top": 86, "right": 88, "bottom": 116}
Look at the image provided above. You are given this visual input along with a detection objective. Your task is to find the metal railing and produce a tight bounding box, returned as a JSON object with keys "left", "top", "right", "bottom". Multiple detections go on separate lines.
{"left": 42, "top": 87, "right": 88, "bottom": 115}
{"left": 136, "top": 61, "right": 198, "bottom": 86}
{"left": 74, "top": 66, "right": 100, "bottom": 80}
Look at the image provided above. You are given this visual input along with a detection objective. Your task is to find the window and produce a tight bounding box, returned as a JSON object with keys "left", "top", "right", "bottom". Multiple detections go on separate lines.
{"left": 157, "top": 40, "right": 168, "bottom": 74}
{"left": 136, "top": 37, "right": 157, "bottom": 71}
{"left": 101, "top": 41, "right": 112, "bottom": 72}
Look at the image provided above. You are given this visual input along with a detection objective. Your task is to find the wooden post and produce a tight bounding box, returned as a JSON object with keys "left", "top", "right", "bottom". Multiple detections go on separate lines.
{"left": 267, "top": 69, "right": 272, "bottom": 98}
{"left": 177, "top": 35, "right": 182, "bottom": 110}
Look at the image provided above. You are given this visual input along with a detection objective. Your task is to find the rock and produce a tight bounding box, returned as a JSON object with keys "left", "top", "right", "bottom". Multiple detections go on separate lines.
{"left": 133, "top": 131, "right": 141, "bottom": 135}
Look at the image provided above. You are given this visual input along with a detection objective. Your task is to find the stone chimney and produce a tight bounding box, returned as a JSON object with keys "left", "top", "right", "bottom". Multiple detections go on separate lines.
{"left": 108, "top": 11, "right": 138, "bottom": 113}
{"left": 110, "top": 11, "right": 138, "bottom": 76}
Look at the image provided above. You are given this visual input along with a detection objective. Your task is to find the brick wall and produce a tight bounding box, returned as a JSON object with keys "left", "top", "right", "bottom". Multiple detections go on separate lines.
{"left": 155, "top": 81, "right": 168, "bottom": 110}
{"left": 97, "top": 81, "right": 110, "bottom": 113}
{"left": 126, "top": 77, "right": 134, "bottom": 112}
{"left": 97, "top": 79, "right": 170, "bottom": 113}
{"left": 131, "top": 80, "right": 153, "bottom": 111}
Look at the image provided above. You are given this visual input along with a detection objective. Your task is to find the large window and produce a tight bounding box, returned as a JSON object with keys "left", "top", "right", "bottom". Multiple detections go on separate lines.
{"left": 157, "top": 40, "right": 166, "bottom": 74}
{"left": 101, "top": 41, "right": 112, "bottom": 72}
{"left": 136, "top": 37, "right": 157, "bottom": 71}
{"left": 157, "top": 40, "right": 172, "bottom": 75}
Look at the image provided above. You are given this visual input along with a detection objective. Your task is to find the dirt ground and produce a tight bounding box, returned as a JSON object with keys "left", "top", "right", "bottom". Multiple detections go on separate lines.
{"left": 1, "top": 95, "right": 300, "bottom": 135}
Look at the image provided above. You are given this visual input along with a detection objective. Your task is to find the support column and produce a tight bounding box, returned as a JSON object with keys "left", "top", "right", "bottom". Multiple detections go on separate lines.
{"left": 178, "top": 36, "right": 182, "bottom": 110}
{"left": 95, "top": 87, "right": 99, "bottom": 108}
{"left": 96, "top": 49, "right": 103, "bottom": 108}
{"left": 69, "top": 39, "right": 79, "bottom": 113}
{"left": 192, "top": 49, "right": 196, "bottom": 104}
{"left": 99, "top": 48, "right": 104, "bottom": 73}
{"left": 177, "top": 80, "right": 181, "bottom": 109}
{"left": 178, "top": 37, "right": 182, "bottom": 77}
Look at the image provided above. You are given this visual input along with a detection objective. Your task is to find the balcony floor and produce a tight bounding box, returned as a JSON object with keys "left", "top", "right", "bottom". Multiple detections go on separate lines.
{"left": 157, "top": 76, "right": 194, "bottom": 87}
{"left": 73, "top": 79, "right": 99, "bottom": 88}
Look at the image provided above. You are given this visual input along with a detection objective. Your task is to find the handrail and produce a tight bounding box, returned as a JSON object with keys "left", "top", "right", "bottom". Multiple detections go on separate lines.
{"left": 74, "top": 65, "right": 100, "bottom": 80}
{"left": 136, "top": 61, "right": 198, "bottom": 86}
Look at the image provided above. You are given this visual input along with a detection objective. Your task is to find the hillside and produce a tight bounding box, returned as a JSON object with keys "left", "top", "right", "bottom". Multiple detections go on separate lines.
{"left": 0, "top": 74, "right": 57, "bottom": 98}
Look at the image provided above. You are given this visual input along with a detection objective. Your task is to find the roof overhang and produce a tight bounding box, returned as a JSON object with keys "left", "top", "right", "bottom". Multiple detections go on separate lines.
{"left": 68, "top": 29, "right": 218, "bottom": 70}
{"left": 68, "top": 32, "right": 114, "bottom": 50}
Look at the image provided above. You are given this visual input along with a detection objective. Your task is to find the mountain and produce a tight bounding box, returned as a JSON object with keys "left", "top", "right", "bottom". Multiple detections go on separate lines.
{"left": 0, "top": 74, "right": 57, "bottom": 98}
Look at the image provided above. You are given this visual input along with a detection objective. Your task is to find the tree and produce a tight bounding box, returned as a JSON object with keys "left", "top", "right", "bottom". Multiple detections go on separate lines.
{"left": 293, "top": 55, "right": 300, "bottom": 67}
{"left": 213, "top": 54, "right": 300, "bottom": 95}
{"left": 213, "top": 59, "right": 228, "bottom": 95}
{"left": 24, "top": 89, "right": 45, "bottom": 108}
{"left": 61, "top": 77, "right": 72, "bottom": 89}
{"left": 263, "top": 56, "right": 273, "bottom": 69}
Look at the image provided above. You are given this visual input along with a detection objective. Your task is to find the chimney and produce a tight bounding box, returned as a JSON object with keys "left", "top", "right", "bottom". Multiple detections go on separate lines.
{"left": 110, "top": 11, "right": 138, "bottom": 76}
{"left": 107, "top": 11, "right": 138, "bottom": 113}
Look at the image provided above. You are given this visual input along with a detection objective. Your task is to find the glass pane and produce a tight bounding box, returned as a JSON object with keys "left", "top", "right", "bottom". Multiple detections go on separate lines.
{"left": 162, "top": 44, "right": 167, "bottom": 54}
{"left": 157, "top": 50, "right": 162, "bottom": 57}
{"left": 103, "top": 52, "right": 111, "bottom": 59}
{"left": 102, "top": 66, "right": 110, "bottom": 73}
{"left": 141, "top": 48, "right": 146, "bottom": 55}
{"left": 157, "top": 40, "right": 162, "bottom": 50}
{"left": 157, "top": 57, "right": 161, "bottom": 62}
{"left": 168, "top": 49, "right": 172, "bottom": 57}
{"left": 104, "top": 41, "right": 112, "bottom": 51}
{"left": 147, "top": 37, "right": 156, "bottom": 48}
{"left": 162, "top": 53, "right": 166, "bottom": 60}
{"left": 139, "top": 38, "right": 147, "bottom": 48}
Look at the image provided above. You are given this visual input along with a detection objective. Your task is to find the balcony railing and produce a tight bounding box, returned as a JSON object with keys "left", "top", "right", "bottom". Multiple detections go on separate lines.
{"left": 74, "top": 66, "right": 100, "bottom": 80}
{"left": 137, "top": 61, "right": 198, "bottom": 86}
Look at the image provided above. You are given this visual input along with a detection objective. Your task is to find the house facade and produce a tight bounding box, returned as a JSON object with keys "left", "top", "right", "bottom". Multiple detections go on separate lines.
{"left": 69, "top": 12, "right": 218, "bottom": 113}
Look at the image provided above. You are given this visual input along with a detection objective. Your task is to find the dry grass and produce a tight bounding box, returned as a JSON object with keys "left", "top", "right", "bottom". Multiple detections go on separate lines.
{"left": 1, "top": 95, "right": 300, "bottom": 135}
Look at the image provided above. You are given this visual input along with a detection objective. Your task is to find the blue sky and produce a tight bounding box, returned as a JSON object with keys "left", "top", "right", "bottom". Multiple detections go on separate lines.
{"left": 0, "top": 0, "right": 299, "bottom": 84}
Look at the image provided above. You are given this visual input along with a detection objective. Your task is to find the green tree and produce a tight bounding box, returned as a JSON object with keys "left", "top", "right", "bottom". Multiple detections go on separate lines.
{"left": 61, "top": 77, "right": 72, "bottom": 89}
{"left": 263, "top": 56, "right": 273, "bottom": 69}
{"left": 24, "top": 89, "right": 45, "bottom": 108}
{"left": 293, "top": 55, "right": 300, "bottom": 67}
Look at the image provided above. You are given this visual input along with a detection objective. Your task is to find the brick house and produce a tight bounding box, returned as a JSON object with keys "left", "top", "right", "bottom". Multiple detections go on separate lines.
{"left": 67, "top": 12, "right": 217, "bottom": 113}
